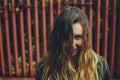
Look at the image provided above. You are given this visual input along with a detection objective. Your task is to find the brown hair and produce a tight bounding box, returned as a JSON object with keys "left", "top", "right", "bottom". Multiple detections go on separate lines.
{"left": 41, "top": 6, "right": 98, "bottom": 80}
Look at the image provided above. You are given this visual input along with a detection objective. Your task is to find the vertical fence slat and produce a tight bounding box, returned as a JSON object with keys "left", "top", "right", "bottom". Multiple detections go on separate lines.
{"left": 109, "top": 0, "right": 116, "bottom": 77}
{"left": 81, "top": 0, "right": 85, "bottom": 11}
{"left": 42, "top": 0, "right": 47, "bottom": 56}
{"left": 49, "top": 0, "right": 54, "bottom": 32}
{"left": 3, "top": 0, "right": 12, "bottom": 76}
{"left": 11, "top": 0, "right": 19, "bottom": 76}
{"left": 65, "top": 0, "right": 69, "bottom": 6}
{"left": 19, "top": 0, "right": 27, "bottom": 77}
{"left": 103, "top": 0, "right": 109, "bottom": 58}
{"left": 73, "top": 0, "right": 77, "bottom": 6}
{"left": 57, "top": 0, "right": 61, "bottom": 15}
{"left": 0, "top": 14, "right": 6, "bottom": 76}
{"left": 26, "top": 0, "right": 33, "bottom": 77}
{"left": 33, "top": 0, "right": 40, "bottom": 65}
{"left": 88, "top": 0, "right": 93, "bottom": 31}
{"left": 95, "top": 0, "right": 101, "bottom": 54}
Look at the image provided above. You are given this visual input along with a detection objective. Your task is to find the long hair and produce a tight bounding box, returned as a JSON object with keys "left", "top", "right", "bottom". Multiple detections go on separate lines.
{"left": 41, "top": 6, "right": 98, "bottom": 80}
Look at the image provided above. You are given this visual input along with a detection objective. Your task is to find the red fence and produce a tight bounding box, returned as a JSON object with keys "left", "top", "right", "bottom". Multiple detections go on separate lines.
{"left": 0, "top": 0, "right": 119, "bottom": 79}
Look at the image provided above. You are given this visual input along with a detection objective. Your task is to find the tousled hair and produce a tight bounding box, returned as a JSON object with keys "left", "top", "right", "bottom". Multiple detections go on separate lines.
{"left": 41, "top": 6, "right": 98, "bottom": 80}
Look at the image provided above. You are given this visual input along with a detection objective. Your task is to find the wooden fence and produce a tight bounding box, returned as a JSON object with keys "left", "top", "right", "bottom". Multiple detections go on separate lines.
{"left": 0, "top": 0, "right": 119, "bottom": 79}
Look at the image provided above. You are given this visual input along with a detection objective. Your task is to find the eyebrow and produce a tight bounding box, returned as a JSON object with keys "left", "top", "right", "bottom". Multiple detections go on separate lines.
{"left": 74, "top": 34, "right": 83, "bottom": 38}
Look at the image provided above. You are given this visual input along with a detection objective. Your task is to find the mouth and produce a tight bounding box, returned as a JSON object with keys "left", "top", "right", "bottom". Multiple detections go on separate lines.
{"left": 72, "top": 49, "right": 77, "bottom": 56}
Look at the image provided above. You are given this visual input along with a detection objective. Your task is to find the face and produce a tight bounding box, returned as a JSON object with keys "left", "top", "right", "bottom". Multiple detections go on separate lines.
{"left": 72, "top": 22, "right": 83, "bottom": 57}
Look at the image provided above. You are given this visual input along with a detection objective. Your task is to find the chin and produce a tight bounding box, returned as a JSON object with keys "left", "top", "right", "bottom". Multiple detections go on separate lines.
{"left": 72, "top": 53, "right": 77, "bottom": 57}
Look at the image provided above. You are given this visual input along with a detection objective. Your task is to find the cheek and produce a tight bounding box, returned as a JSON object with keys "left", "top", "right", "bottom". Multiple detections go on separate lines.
{"left": 77, "top": 40, "right": 83, "bottom": 46}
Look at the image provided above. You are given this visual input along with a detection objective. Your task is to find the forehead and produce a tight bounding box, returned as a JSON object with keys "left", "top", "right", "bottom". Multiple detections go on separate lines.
{"left": 72, "top": 22, "right": 83, "bottom": 35}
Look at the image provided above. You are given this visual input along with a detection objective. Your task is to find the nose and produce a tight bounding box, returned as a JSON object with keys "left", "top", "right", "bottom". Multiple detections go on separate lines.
{"left": 73, "top": 39, "right": 77, "bottom": 49}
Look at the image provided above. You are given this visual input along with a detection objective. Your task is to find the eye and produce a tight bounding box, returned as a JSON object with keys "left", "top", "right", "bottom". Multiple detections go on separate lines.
{"left": 74, "top": 34, "right": 83, "bottom": 40}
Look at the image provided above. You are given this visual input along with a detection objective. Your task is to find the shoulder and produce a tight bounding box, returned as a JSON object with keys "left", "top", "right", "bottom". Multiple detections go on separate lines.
{"left": 35, "top": 57, "right": 46, "bottom": 80}
{"left": 96, "top": 54, "right": 108, "bottom": 71}
{"left": 96, "top": 54, "right": 111, "bottom": 80}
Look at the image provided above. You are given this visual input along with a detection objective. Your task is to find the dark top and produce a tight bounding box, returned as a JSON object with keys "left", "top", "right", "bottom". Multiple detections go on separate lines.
{"left": 35, "top": 54, "right": 111, "bottom": 80}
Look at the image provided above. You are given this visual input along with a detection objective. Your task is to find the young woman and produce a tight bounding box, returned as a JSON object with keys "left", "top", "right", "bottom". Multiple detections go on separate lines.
{"left": 35, "top": 6, "right": 111, "bottom": 80}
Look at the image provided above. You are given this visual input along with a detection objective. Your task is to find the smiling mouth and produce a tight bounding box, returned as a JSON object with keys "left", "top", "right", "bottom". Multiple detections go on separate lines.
{"left": 72, "top": 49, "right": 77, "bottom": 56}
